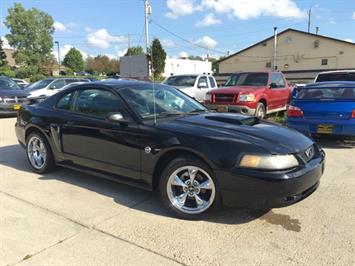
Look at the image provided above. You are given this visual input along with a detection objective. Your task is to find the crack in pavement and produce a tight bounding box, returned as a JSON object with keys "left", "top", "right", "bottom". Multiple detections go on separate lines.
{"left": 0, "top": 191, "right": 185, "bottom": 266}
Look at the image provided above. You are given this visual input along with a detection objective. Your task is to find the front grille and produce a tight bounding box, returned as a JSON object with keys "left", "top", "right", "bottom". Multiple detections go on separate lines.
{"left": 213, "top": 94, "right": 236, "bottom": 103}
{"left": 4, "top": 97, "right": 26, "bottom": 104}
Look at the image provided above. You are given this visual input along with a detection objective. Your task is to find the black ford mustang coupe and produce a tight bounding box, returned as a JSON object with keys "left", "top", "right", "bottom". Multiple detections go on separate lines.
{"left": 15, "top": 80, "right": 325, "bottom": 219}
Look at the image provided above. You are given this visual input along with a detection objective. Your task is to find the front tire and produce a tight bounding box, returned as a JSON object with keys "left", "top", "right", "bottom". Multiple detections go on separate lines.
{"left": 255, "top": 102, "right": 266, "bottom": 119}
{"left": 26, "top": 132, "right": 55, "bottom": 174}
{"left": 159, "top": 157, "right": 219, "bottom": 219}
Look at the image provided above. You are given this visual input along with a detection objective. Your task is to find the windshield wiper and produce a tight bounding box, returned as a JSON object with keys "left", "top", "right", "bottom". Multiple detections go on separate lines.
{"left": 156, "top": 111, "right": 184, "bottom": 118}
{"left": 187, "top": 109, "right": 208, "bottom": 114}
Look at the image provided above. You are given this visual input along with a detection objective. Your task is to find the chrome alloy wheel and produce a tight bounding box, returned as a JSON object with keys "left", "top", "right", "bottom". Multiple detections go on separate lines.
{"left": 27, "top": 136, "right": 47, "bottom": 169}
{"left": 166, "top": 166, "right": 216, "bottom": 214}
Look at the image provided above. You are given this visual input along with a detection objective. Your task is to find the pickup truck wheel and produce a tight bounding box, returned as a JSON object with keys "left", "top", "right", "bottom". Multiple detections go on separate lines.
{"left": 255, "top": 103, "right": 266, "bottom": 119}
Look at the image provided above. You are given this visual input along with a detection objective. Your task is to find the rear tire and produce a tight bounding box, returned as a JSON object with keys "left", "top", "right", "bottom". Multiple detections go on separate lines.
{"left": 159, "top": 157, "right": 220, "bottom": 219}
{"left": 255, "top": 102, "right": 266, "bottom": 119}
{"left": 26, "top": 132, "right": 55, "bottom": 174}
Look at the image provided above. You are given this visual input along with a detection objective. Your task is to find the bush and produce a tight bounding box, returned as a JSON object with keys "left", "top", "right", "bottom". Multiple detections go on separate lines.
{"left": 30, "top": 74, "right": 46, "bottom": 82}
{"left": 16, "top": 65, "right": 38, "bottom": 79}
{"left": 0, "top": 65, "right": 16, "bottom": 78}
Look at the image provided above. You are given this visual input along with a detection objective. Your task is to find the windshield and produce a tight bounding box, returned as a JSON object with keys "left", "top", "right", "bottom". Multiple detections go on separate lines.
{"left": 0, "top": 77, "right": 21, "bottom": 90}
{"left": 26, "top": 79, "right": 53, "bottom": 91}
{"left": 163, "top": 76, "right": 197, "bottom": 87}
{"left": 296, "top": 87, "right": 355, "bottom": 100}
{"left": 316, "top": 73, "right": 355, "bottom": 82}
{"left": 119, "top": 85, "right": 206, "bottom": 119}
{"left": 224, "top": 74, "right": 240, "bottom": 86}
{"left": 234, "top": 73, "right": 268, "bottom": 86}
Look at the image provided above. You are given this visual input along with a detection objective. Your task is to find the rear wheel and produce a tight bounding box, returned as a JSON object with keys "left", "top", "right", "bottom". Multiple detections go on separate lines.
{"left": 159, "top": 157, "right": 219, "bottom": 219}
{"left": 26, "top": 132, "right": 55, "bottom": 173}
{"left": 255, "top": 102, "right": 266, "bottom": 119}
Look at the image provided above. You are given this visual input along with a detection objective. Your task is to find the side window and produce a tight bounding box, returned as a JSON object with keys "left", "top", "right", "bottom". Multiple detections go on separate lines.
{"left": 56, "top": 92, "right": 73, "bottom": 110}
{"left": 51, "top": 79, "right": 66, "bottom": 89}
{"left": 208, "top": 76, "right": 216, "bottom": 88}
{"left": 74, "top": 89, "right": 123, "bottom": 117}
{"left": 198, "top": 76, "right": 208, "bottom": 88}
{"left": 276, "top": 73, "right": 285, "bottom": 88}
{"left": 270, "top": 74, "right": 278, "bottom": 89}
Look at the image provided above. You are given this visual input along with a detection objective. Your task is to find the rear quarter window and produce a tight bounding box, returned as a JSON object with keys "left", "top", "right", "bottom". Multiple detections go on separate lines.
{"left": 296, "top": 87, "right": 355, "bottom": 100}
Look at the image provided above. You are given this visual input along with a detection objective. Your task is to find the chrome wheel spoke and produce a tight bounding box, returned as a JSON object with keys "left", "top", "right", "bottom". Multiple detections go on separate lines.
{"left": 198, "top": 180, "right": 212, "bottom": 190}
{"left": 194, "top": 194, "right": 206, "bottom": 206}
{"left": 188, "top": 167, "right": 198, "bottom": 183}
{"left": 176, "top": 192, "right": 188, "bottom": 206}
{"left": 172, "top": 175, "right": 187, "bottom": 188}
{"left": 27, "top": 136, "right": 46, "bottom": 169}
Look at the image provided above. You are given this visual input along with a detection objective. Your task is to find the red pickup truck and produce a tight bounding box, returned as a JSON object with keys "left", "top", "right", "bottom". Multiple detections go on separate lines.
{"left": 205, "top": 72, "right": 292, "bottom": 118}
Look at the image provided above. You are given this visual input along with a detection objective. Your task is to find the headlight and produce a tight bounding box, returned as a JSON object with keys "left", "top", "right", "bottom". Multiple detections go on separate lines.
{"left": 0, "top": 96, "right": 3, "bottom": 102}
{"left": 239, "top": 154, "right": 299, "bottom": 170}
{"left": 205, "top": 94, "right": 212, "bottom": 102}
{"left": 238, "top": 94, "right": 255, "bottom": 102}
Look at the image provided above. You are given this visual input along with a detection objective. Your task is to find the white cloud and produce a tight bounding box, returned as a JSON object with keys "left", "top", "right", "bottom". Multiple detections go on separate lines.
{"left": 161, "top": 39, "right": 175, "bottom": 48}
{"left": 344, "top": 39, "right": 354, "bottom": 43}
{"left": 87, "top": 28, "right": 127, "bottom": 49}
{"left": 194, "top": 36, "right": 217, "bottom": 49}
{"left": 352, "top": 12, "right": 355, "bottom": 20}
{"left": 52, "top": 44, "right": 88, "bottom": 62}
{"left": 105, "top": 53, "right": 117, "bottom": 60}
{"left": 195, "top": 13, "right": 222, "bottom": 27}
{"left": 53, "top": 21, "right": 66, "bottom": 32}
{"left": 329, "top": 20, "right": 336, "bottom": 24}
{"left": 165, "top": 0, "right": 196, "bottom": 19}
{"left": 199, "top": 0, "right": 306, "bottom": 20}
{"left": 179, "top": 51, "right": 188, "bottom": 58}
{"left": 0, "top": 37, "right": 12, "bottom": 49}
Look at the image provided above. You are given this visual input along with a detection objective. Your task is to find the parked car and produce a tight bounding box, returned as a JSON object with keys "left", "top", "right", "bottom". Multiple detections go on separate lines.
{"left": 163, "top": 74, "right": 217, "bottom": 102}
{"left": 27, "top": 81, "right": 89, "bottom": 104}
{"left": 286, "top": 81, "right": 355, "bottom": 137}
{"left": 12, "top": 78, "right": 29, "bottom": 88}
{"left": 15, "top": 80, "right": 325, "bottom": 219}
{"left": 0, "top": 76, "right": 29, "bottom": 116}
{"left": 205, "top": 72, "right": 292, "bottom": 119}
{"left": 26, "top": 78, "right": 90, "bottom": 99}
{"left": 314, "top": 70, "right": 355, "bottom": 83}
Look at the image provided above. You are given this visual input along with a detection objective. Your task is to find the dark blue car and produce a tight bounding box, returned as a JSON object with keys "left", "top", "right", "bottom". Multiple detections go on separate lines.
{"left": 286, "top": 81, "right": 355, "bottom": 137}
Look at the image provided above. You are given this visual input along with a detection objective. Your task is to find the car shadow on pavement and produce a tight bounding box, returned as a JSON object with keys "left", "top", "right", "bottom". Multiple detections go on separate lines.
{"left": 314, "top": 136, "right": 355, "bottom": 149}
{"left": 0, "top": 144, "right": 266, "bottom": 224}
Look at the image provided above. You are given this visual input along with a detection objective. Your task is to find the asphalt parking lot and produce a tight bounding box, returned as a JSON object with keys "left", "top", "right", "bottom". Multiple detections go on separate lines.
{"left": 1, "top": 117, "right": 354, "bottom": 266}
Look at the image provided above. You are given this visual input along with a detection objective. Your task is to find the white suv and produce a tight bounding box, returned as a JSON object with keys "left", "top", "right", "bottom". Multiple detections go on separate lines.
{"left": 163, "top": 74, "right": 217, "bottom": 102}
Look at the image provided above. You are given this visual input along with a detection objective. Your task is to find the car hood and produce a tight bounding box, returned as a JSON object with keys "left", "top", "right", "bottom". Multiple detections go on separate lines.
{"left": 0, "top": 89, "right": 29, "bottom": 97}
{"left": 28, "top": 88, "right": 51, "bottom": 98}
{"left": 157, "top": 113, "right": 313, "bottom": 154}
{"left": 210, "top": 86, "right": 264, "bottom": 94}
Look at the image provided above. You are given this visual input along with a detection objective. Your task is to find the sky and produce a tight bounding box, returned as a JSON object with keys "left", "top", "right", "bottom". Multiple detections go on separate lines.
{"left": 0, "top": 0, "right": 354, "bottom": 62}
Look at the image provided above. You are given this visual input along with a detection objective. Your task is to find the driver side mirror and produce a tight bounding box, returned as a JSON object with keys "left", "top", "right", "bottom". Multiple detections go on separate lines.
{"left": 269, "top": 83, "right": 278, "bottom": 89}
{"left": 198, "top": 82, "right": 208, "bottom": 89}
{"left": 49, "top": 85, "right": 57, "bottom": 90}
{"left": 106, "top": 112, "right": 129, "bottom": 126}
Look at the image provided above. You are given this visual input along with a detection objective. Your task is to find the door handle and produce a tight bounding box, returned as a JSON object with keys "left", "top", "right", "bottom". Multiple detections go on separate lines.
{"left": 66, "top": 121, "right": 76, "bottom": 126}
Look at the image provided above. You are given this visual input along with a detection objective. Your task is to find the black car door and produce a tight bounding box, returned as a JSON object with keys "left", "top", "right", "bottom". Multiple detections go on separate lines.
{"left": 60, "top": 87, "right": 141, "bottom": 180}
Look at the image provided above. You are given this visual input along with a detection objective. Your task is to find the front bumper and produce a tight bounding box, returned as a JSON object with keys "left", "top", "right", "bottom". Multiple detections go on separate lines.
{"left": 217, "top": 153, "right": 325, "bottom": 209}
{"left": 0, "top": 102, "right": 21, "bottom": 116}
{"left": 205, "top": 104, "right": 256, "bottom": 115}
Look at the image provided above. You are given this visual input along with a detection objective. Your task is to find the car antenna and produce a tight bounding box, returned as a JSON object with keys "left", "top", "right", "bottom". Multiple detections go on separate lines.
{"left": 150, "top": 44, "right": 157, "bottom": 125}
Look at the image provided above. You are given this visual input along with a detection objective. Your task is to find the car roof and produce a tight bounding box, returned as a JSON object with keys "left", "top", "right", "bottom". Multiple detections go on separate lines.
{"left": 305, "top": 81, "right": 355, "bottom": 88}
{"left": 317, "top": 70, "right": 355, "bottom": 75}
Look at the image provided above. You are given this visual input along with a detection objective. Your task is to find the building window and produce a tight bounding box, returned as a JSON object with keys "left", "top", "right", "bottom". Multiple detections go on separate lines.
{"left": 321, "top": 59, "right": 328, "bottom": 66}
{"left": 265, "top": 62, "right": 271, "bottom": 68}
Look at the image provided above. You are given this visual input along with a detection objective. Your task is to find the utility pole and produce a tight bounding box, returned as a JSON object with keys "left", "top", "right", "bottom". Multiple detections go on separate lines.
{"left": 273, "top": 27, "right": 278, "bottom": 71}
{"left": 144, "top": 0, "right": 151, "bottom": 54}
{"left": 127, "top": 33, "right": 131, "bottom": 53}
{"left": 54, "top": 41, "right": 60, "bottom": 74}
{"left": 307, "top": 8, "right": 311, "bottom": 33}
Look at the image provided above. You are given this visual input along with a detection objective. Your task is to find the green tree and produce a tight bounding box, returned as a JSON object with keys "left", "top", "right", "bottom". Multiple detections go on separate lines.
{"left": 0, "top": 38, "right": 8, "bottom": 67}
{"left": 85, "top": 55, "right": 119, "bottom": 75}
{"left": 63, "top": 48, "right": 84, "bottom": 72}
{"left": 151, "top": 38, "right": 166, "bottom": 78}
{"left": 188, "top": 55, "right": 203, "bottom": 61}
{"left": 4, "top": 3, "right": 54, "bottom": 76}
{"left": 124, "top": 46, "right": 144, "bottom": 56}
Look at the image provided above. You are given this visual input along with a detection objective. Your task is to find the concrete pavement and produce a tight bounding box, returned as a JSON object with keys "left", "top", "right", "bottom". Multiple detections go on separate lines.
{"left": 0, "top": 117, "right": 354, "bottom": 265}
